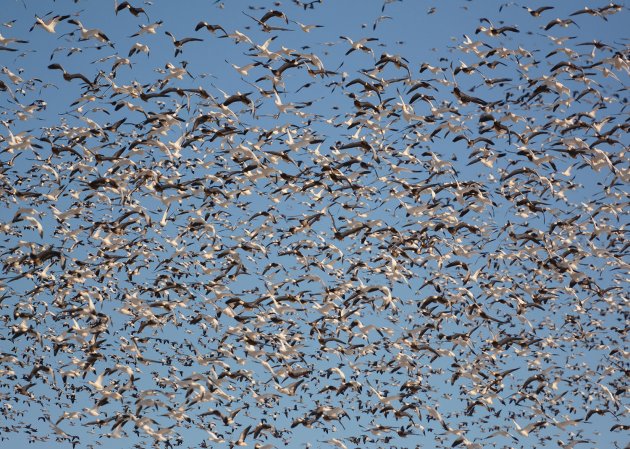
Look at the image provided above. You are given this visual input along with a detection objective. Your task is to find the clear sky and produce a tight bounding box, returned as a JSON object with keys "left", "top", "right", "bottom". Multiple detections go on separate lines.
{"left": 0, "top": 1, "right": 628, "bottom": 449}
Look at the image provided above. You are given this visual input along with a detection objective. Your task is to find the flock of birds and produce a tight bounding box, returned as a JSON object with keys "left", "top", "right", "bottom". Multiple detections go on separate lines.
{"left": 0, "top": 0, "right": 628, "bottom": 448}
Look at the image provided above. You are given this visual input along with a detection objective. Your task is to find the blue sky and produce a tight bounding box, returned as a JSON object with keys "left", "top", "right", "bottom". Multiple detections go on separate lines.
{"left": 0, "top": 1, "right": 628, "bottom": 448}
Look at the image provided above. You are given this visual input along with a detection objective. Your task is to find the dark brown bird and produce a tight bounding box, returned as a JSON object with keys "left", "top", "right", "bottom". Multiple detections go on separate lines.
{"left": 259, "top": 10, "right": 289, "bottom": 24}
{"left": 115, "top": 1, "right": 149, "bottom": 20}
{"left": 194, "top": 21, "right": 227, "bottom": 35}
{"left": 222, "top": 92, "right": 253, "bottom": 107}
{"left": 453, "top": 87, "right": 488, "bottom": 105}
{"left": 48, "top": 63, "right": 95, "bottom": 87}
{"left": 165, "top": 31, "right": 203, "bottom": 57}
